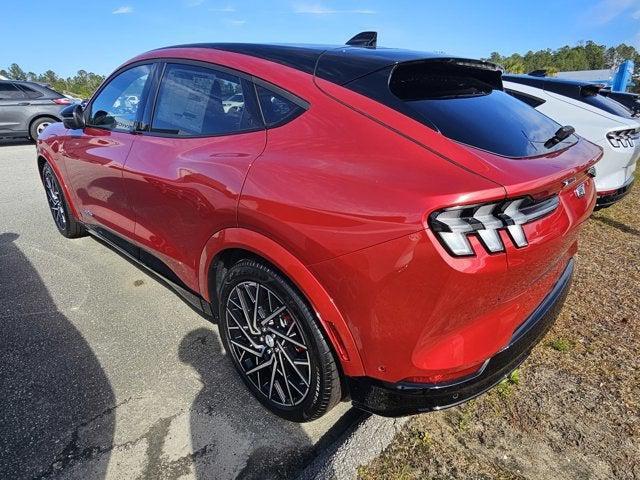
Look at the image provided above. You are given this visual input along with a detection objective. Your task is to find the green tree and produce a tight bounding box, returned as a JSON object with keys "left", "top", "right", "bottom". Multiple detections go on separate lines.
{"left": 8, "top": 63, "right": 27, "bottom": 80}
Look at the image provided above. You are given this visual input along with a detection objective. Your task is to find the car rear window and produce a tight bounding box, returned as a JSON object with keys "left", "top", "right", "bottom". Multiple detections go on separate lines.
{"left": 346, "top": 61, "right": 577, "bottom": 158}
{"left": 580, "top": 93, "right": 633, "bottom": 117}
{"left": 388, "top": 62, "right": 575, "bottom": 157}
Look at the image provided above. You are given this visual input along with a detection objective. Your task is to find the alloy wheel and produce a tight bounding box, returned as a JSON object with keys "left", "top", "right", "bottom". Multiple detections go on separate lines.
{"left": 225, "top": 281, "right": 312, "bottom": 407}
{"left": 43, "top": 168, "right": 67, "bottom": 230}
{"left": 36, "top": 121, "right": 52, "bottom": 137}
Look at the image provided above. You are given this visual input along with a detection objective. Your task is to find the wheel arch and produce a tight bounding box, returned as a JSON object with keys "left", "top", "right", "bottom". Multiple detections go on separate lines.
{"left": 37, "top": 152, "right": 80, "bottom": 219}
{"left": 198, "top": 227, "right": 365, "bottom": 376}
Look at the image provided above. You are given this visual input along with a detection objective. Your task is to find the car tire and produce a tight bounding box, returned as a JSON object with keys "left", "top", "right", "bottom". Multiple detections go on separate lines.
{"left": 41, "top": 163, "right": 86, "bottom": 238}
{"left": 219, "top": 258, "right": 342, "bottom": 422}
{"left": 30, "top": 117, "right": 57, "bottom": 141}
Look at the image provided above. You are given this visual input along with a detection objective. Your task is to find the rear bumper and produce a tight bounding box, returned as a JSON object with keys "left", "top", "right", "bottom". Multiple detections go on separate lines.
{"left": 595, "top": 178, "right": 635, "bottom": 209}
{"left": 347, "top": 259, "right": 574, "bottom": 417}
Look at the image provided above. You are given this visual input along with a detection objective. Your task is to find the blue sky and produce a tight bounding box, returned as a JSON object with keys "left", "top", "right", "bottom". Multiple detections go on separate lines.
{"left": 1, "top": 0, "right": 639, "bottom": 77}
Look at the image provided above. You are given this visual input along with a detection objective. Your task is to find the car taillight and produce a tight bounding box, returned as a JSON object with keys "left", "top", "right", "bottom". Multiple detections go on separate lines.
{"left": 429, "top": 196, "right": 560, "bottom": 256}
{"left": 607, "top": 128, "right": 639, "bottom": 148}
{"left": 52, "top": 98, "right": 72, "bottom": 105}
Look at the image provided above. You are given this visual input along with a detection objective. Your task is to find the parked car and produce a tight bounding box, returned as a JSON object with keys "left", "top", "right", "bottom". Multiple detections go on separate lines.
{"left": 36, "top": 32, "right": 601, "bottom": 421}
{"left": 222, "top": 92, "right": 244, "bottom": 113}
{"left": 503, "top": 74, "right": 639, "bottom": 209}
{"left": 0, "top": 80, "right": 72, "bottom": 140}
{"left": 599, "top": 88, "right": 640, "bottom": 117}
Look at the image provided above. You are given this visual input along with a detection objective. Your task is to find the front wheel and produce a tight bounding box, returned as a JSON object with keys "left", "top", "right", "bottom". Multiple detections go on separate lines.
{"left": 219, "top": 259, "right": 342, "bottom": 422}
{"left": 41, "top": 163, "right": 86, "bottom": 238}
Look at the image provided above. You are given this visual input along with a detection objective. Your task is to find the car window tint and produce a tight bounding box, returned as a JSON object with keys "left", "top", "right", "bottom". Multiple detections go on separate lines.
{"left": 16, "top": 83, "right": 44, "bottom": 99}
{"left": 151, "top": 63, "right": 261, "bottom": 136}
{"left": 505, "top": 89, "right": 545, "bottom": 108}
{"left": 255, "top": 85, "right": 303, "bottom": 126}
{"left": 0, "top": 83, "right": 26, "bottom": 99}
{"left": 88, "top": 64, "right": 151, "bottom": 131}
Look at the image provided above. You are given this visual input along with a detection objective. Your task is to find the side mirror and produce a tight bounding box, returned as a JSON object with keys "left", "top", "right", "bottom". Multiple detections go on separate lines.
{"left": 61, "top": 104, "right": 86, "bottom": 130}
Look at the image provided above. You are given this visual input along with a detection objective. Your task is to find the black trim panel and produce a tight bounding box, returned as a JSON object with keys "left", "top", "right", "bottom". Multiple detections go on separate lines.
{"left": 346, "top": 259, "right": 574, "bottom": 417}
{"left": 595, "top": 178, "right": 635, "bottom": 210}
{"left": 86, "top": 225, "right": 214, "bottom": 318}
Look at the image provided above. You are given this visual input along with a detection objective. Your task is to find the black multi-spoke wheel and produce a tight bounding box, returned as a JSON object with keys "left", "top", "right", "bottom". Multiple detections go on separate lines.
{"left": 219, "top": 259, "right": 341, "bottom": 422}
{"left": 41, "top": 163, "right": 86, "bottom": 238}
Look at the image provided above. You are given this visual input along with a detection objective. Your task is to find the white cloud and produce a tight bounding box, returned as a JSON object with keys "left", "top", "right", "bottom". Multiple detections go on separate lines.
{"left": 112, "top": 5, "right": 133, "bottom": 14}
{"left": 583, "top": 0, "right": 640, "bottom": 25}
{"left": 293, "top": 2, "right": 375, "bottom": 14}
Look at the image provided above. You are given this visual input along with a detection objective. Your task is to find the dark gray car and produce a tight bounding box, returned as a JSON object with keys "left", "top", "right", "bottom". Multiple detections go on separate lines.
{"left": 0, "top": 80, "right": 73, "bottom": 140}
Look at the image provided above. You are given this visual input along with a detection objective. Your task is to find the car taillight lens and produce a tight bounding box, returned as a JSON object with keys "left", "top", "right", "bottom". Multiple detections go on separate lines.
{"left": 607, "top": 128, "right": 639, "bottom": 148}
{"left": 429, "top": 196, "right": 559, "bottom": 256}
{"left": 52, "top": 98, "right": 72, "bottom": 105}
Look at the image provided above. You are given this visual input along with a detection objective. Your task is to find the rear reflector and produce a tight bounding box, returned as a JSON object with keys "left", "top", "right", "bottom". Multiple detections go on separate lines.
{"left": 429, "top": 196, "right": 560, "bottom": 256}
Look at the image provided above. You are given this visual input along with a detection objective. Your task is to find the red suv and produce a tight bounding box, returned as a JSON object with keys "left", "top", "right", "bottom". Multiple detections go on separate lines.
{"left": 37, "top": 33, "right": 601, "bottom": 422}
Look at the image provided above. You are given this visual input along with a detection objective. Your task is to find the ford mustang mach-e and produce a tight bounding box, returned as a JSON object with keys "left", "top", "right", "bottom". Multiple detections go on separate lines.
{"left": 36, "top": 33, "right": 601, "bottom": 421}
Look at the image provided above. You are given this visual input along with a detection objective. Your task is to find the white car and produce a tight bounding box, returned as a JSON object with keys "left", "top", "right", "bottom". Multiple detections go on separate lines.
{"left": 503, "top": 74, "right": 639, "bottom": 209}
{"left": 222, "top": 93, "right": 244, "bottom": 113}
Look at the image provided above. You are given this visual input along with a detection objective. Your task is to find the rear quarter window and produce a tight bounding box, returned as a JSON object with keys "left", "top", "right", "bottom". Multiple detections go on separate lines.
{"left": 255, "top": 85, "right": 305, "bottom": 127}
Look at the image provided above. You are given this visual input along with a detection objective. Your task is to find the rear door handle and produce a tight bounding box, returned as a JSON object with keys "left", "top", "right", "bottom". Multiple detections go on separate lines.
{"left": 17, "top": 102, "right": 30, "bottom": 106}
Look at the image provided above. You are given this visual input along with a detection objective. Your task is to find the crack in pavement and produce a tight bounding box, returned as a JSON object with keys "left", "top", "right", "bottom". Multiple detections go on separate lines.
{"left": 34, "top": 396, "right": 139, "bottom": 479}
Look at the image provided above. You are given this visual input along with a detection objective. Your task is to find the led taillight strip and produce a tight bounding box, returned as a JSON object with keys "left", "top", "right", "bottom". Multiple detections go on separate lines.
{"left": 607, "top": 128, "right": 639, "bottom": 148}
{"left": 429, "top": 196, "right": 560, "bottom": 256}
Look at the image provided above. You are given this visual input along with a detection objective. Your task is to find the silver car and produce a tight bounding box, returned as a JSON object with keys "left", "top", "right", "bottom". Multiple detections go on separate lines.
{"left": 0, "top": 80, "right": 73, "bottom": 141}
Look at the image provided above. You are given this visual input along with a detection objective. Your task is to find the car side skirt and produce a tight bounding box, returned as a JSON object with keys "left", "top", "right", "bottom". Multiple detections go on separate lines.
{"left": 85, "top": 224, "right": 215, "bottom": 319}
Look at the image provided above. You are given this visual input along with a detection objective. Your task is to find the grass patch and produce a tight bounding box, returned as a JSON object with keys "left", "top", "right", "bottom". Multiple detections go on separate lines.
{"left": 495, "top": 369, "right": 521, "bottom": 398}
{"left": 547, "top": 338, "right": 574, "bottom": 352}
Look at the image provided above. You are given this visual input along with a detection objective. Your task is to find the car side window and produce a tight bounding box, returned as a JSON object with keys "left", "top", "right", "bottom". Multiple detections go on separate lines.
{"left": 255, "top": 85, "right": 304, "bottom": 127}
{"left": 88, "top": 64, "right": 152, "bottom": 131}
{"left": 16, "top": 84, "right": 44, "bottom": 99}
{"left": 151, "top": 63, "right": 262, "bottom": 136}
{"left": 0, "top": 83, "right": 26, "bottom": 100}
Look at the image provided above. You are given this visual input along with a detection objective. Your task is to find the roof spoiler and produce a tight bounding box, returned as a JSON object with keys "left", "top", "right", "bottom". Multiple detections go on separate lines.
{"left": 580, "top": 84, "right": 605, "bottom": 97}
{"left": 346, "top": 31, "right": 377, "bottom": 48}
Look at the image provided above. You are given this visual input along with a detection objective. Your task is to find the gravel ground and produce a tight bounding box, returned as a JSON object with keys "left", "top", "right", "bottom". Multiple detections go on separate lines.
{"left": 358, "top": 182, "right": 640, "bottom": 480}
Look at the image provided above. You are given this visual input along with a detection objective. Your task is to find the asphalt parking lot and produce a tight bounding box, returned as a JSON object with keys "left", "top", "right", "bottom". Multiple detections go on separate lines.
{"left": 0, "top": 142, "right": 361, "bottom": 480}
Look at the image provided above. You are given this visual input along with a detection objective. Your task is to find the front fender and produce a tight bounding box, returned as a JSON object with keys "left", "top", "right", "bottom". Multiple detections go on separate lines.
{"left": 198, "top": 227, "right": 365, "bottom": 376}
{"left": 37, "top": 138, "right": 80, "bottom": 219}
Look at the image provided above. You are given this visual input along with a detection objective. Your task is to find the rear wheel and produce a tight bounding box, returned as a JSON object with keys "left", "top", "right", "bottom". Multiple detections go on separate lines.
{"left": 30, "top": 117, "right": 57, "bottom": 141}
{"left": 41, "top": 163, "right": 86, "bottom": 238}
{"left": 219, "top": 259, "right": 341, "bottom": 422}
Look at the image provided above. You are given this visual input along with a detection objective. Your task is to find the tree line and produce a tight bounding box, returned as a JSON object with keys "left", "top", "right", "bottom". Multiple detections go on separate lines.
{"left": 2, "top": 41, "right": 639, "bottom": 97}
{"left": 485, "top": 41, "right": 640, "bottom": 92}
{"left": 0, "top": 64, "right": 105, "bottom": 99}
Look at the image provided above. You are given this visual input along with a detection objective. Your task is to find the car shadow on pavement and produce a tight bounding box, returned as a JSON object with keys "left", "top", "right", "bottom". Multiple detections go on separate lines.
{"left": 179, "top": 327, "right": 338, "bottom": 480}
{"left": 0, "top": 138, "right": 33, "bottom": 147}
{"left": 0, "top": 232, "right": 116, "bottom": 479}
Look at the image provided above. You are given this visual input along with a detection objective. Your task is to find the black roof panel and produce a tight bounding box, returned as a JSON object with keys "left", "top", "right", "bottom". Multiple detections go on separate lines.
{"left": 156, "top": 43, "right": 497, "bottom": 85}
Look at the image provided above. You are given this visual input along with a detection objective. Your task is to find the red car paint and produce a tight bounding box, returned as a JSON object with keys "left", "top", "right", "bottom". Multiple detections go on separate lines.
{"left": 37, "top": 46, "right": 602, "bottom": 386}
